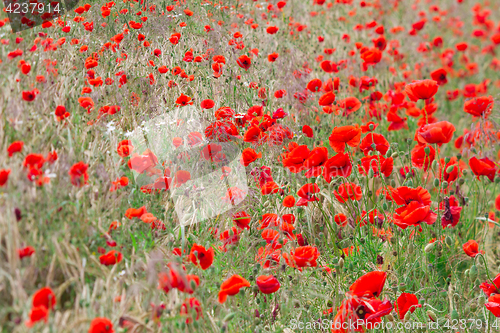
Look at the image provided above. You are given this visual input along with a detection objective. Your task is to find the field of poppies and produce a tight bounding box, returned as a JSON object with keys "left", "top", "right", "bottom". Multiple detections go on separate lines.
{"left": 1, "top": 0, "right": 500, "bottom": 332}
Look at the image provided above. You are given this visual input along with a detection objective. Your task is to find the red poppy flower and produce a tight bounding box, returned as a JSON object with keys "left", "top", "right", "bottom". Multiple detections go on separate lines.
{"left": 0, "top": 169, "right": 10, "bottom": 187}
{"left": 285, "top": 246, "right": 320, "bottom": 268}
{"left": 303, "top": 147, "right": 328, "bottom": 177}
{"left": 391, "top": 186, "right": 437, "bottom": 228}
{"left": 486, "top": 294, "right": 500, "bottom": 317}
{"left": 283, "top": 195, "right": 296, "bottom": 207}
{"left": 336, "top": 97, "right": 362, "bottom": 116}
{"left": 256, "top": 275, "right": 281, "bottom": 294}
{"left": 68, "top": 161, "right": 89, "bottom": 187}
{"left": 189, "top": 243, "right": 214, "bottom": 270}
{"left": 359, "top": 155, "right": 394, "bottom": 177}
{"left": 201, "top": 99, "right": 215, "bottom": 109}
{"left": 218, "top": 275, "right": 251, "bottom": 303}
{"left": 318, "top": 91, "right": 336, "bottom": 106}
{"left": 99, "top": 250, "right": 123, "bottom": 265}
{"left": 241, "top": 148, "right": 262, "bottom": 166}
{"left": 334, "top": 213, "right": 348, "bottom": 227}
{"left": 297, "top": 183, "right": 320, "bottom": 205}
{"left": 302, "top": 125, "right": 314, "bottom": 138}
{"left": 7, "top": 141, "right": 24, "bottom": 157}
{"left": 32, "top": 287, "right": 56, "bottom": 309}
{"left": 18, "top": 246, "right": 35, "bottom": 259}
{"left": 396, "top": 293, "right": 421, "bottom": 319}
{"left": 232, "top": 211, "right": 251, "bottom": 229}
{"left": 237, "top": 55, "right": 251, "bottom": 70}
{"left": 328, "top": 125, "right": 361, "bottom": 153}
{"left": 89, "top": 318, "right": 114, "bottom": 333}
{"left": 464, "top": 96, "right": 494, "bottom": 119}
{"left": 266, "top": 26, "right": 279, "bottom": 34}
{"left": 334, "top": 183, "right": 362, "bottom": 203}
{"left": 348, "top": 271, "right": 387, "bottom": 298}
{"left": 469, "top": 156, "right": 497, "bottom": 182}
{"left": 282, "top": 145, "right": 310, "bottom": 173}
{"left": 415, "top": 121, "right": 455, "bottom": 146}
{"left": 323, "top": 153, "right": 352, "bottom": 182}
{"left": 22, "top": 89, "right": 39, "bottom": 102}
{"left": 174, "top": 170, "right": 191, "bottom": 187}
{"left": 462, "top": 240, "right": 485, "bottom": 257}
{"left": 306, "top": 78, "right": 322, "bottom": 92}
{"left": 359, "top": 133, "right": 389, "bottom": 156}
{"left": 440, "top": 196, "right": 462, "bottom": 229}
{"left": 405, "top": 79, "right": 438, "bottom": 101}
{"left": 430, "top": 68, "right": 448, "bottom": 85}
{"left": 26, "top": 306, "right": 49, "bottom": 327}
{"left": 411, "top": 144, "right": 435, "bottom": 171}
{"left": 175, "top": 93, "right": 193, "bottom": 106}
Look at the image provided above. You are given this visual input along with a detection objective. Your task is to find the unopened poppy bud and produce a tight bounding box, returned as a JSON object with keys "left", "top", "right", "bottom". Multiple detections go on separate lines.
{"left": 433, "top": 178, "right": 440, "bottom": 187}
{"left": 369, "top": 123, "right": 374, "bottom": 130}
{"left": 451, "top": 309, "right": 459, "bottom": 321}
{"left": 444, "top": 156, "right": 450, "bottom": 164}
{"left": 190, "top": 279, "right": 198, "bottom": 291}
{"left": 426, "top": 310, "right": 437, "bottom": 322}
{"left": 368, "top": 168, "right": 374, "bottom": 178}
{"left": 408, "top": 242, "right": 414, "bottom": 254}
{"left": 456, "top": 153, "right": 461, "bottom": 160}
{"left": 462, "top": 169, "right": 468, "bottom": 176}
{"left": 382, "top": 202, "right": 388, "bottom": 210}
{"left": 446, "top": 165, "right": 455, "bottom": 173}
{"left": 478, "top": 295, "right": 486, "bottom": 305}
{"left": 338, "top": 258, "right": 344, "bottom": 268}
{"left": 442, "top": 181, "right": 448, "bottom": 188}
{"left": 424, "top": 146, "right": 431, "bottom": 155}
{"left": 404, "top": 309, "right": 412, "bottom": 321}
{"left": 470, "top": 302, "right": 477, "bottom": 311}
{"left": 431, "top": 160, "right": 438, "bottom": 169}
{"left": 399, "top": 283, "right": 406, "bottom": 292}
{"left": 406, "top": 180, "right": 413, "bottom": 187}
{"left": 223, "top": 312, "right": 236, "bottom": 322}
{"left": 391, "top": 151, "right": 398, "bottom": 158}
{"left": 469, "top": 264, "right": 478, "bottom": 281}
{"left": 445, "top": 236, "right": 452, "bottom": 247}
{"left": 424, "top": 242, "right": 435, "bottom": 253}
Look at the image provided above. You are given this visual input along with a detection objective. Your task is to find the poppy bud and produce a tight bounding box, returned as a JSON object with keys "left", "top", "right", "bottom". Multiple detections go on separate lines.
{"left": 469, "top": 264, "right": 478, "bottom": 281}
{"left": 338, "top": 258, "right": 344, "bottom": 268}
{"left": 424, "top": 146, "right": 431, "bottom": 155}
{"left": 450, "top": 309, "right": 459, "bottom": 321}
{"left": 368, "top": 168, "right": 374, "bottom": 178}
{"left": 382, "top": 202, "right": 388, "bottom": 210}
{"left": 431, "top": 160, "right": 438, "bottom": 169}
{"left": 391, "top": 151, "right": 398, "bottom": 158}
{"left": 408, "top": 242, "right": 414, "bottom": 254}
{"left": 404, "top": 309, "right": 412, "bottom": 321}
{"left": 190, "top": 279, "right": 198, "bottom": 292}
{"left": 478, "top": 295, "right": 486, "bottom": 305}
{"left": 456, "top": 153, "right": 462, "bottom": 160}
{"left": 406, "top": 180, "right": 413, "bottom": 187}
{"left": 399, "top": 283, "right": 406, "bottom": 292}
{"left": 470, "top": 302, "right": 477, "bottom": 311}
{"left": 223, "top": 312, "right": 236, "bottom": 322}
{"left": 458, "top": 178, "right": 465, "bottom": 185}
{"left": 433, "top": 178, "right": 440, "bottom": 187}
{"left": 426, "top": 310, "right": 437, "bottom": 322}
{"left": 444, "top": 156, "right": 451, "bottom": 164}
{"left": 462, "top": 169, "right": 468, "bottom": 176}
{"left": 445, "top": 236, "right": 452, "bottom": 247}
{"left": 441, "top": 181, "right": 448, "bottom": 189}
{"left": 369, "top": 123, "right": 374, "bottom": 130}
{"left": 424, "top": 242, "right": 435, "bottom": 253}
{"left": 445, "top": 165, "right": 455, "bottom": 173}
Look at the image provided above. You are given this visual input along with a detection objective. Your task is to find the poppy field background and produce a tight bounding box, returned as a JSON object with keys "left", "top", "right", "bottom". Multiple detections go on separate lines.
{"left": 0, "top": 0, "right": 500, "bottom": 332}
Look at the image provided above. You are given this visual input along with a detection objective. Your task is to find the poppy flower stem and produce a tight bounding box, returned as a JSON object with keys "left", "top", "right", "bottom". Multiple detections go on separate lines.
{"left": 474, "top": 253, "right": 498, "bottom": 293}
